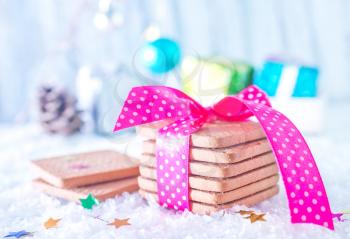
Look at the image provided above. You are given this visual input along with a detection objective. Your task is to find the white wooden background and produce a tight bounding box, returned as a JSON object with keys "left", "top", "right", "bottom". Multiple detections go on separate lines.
{"left": 0, "top": 0, "right": 349, "bottom": 122}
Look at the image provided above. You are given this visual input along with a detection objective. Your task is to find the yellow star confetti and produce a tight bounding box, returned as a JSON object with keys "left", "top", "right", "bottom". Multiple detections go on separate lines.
{"left": 244, "top": 213, "right": 266, "bottom": 223}
{"left": 108, "top": 218, "right": 131, "bottom": 229}
{"left": 236, "top": 210, "right": 266, "bottom": 223}
{"left": 44, "top": 218, "right": 61, "bottom": 229}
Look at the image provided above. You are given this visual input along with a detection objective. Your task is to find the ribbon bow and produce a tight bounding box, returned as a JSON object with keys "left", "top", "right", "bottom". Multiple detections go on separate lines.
{"left": 114, "top": 85, "right": 334, "bottom": 230}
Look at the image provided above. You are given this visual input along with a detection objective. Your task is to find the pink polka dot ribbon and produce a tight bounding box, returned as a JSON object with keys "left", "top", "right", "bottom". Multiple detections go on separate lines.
{"left": 114, "top": 85, "right": 334, "bottom": 230}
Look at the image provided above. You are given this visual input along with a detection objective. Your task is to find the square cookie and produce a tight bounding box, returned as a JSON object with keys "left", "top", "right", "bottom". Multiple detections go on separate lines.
{"left": 142, "top": 138, "right": 272, "bottom": 164}
{"left": 33, "top": 177, "right": 138, "bottom": 201}
{"left": 138, "top": 175, "right": 279, "bottom": 205}
{"left": 139, "top": 163, "right": 278, "bottom": 192}
{"left": 140, "top": 152, "right": 276, "bottom": 178}
{"left": 137, "top": 120, "right": 266, "bottom": 148}
{"left": 31, "top": 150, "right": 139, "bottom": 188}
{"left": 139, "top": 186, "right": 279, "bottom": 214}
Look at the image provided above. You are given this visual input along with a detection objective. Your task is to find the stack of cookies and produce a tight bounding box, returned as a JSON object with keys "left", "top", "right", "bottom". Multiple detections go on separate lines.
{"left": 136, "top": 120, "right": 279, "bottom": 214}
{"left": 32, "top": 150, "right": 139, "bottom": 202}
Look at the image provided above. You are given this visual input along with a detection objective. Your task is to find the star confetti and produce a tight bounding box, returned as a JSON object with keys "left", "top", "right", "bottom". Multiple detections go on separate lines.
{"left": 236, "top": 210, "right": 266, "bottom": 223}
{"left": 3, "top": 230, "right": 32, "bottom": 238}
{"left": 244, "top": 213, "right": 266, "bottom": 223}
{"left": 332, "top": 213, "right": 344, "bottom": 222}
{"left": 332, "top": 210, "right": 350, "bottom": 222}
{"left": 44, "top": 218, "right": 61, "bottom": 229}
{"left": 79, "top": 193, "right": 99, "bottom": 210}
{"left": 108, "top": 218, "right": 131, "bottom": 229}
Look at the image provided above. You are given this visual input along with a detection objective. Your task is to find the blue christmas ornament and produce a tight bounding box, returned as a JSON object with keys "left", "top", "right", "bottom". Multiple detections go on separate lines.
{"left": 141, "top": 38, "right": 181, "bottom": 74}
{"left": 254, "top": 59, "right": 318, "bottom": 97}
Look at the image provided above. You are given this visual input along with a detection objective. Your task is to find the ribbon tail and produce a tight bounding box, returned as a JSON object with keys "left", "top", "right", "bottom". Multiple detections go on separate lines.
{"left": 155, "top": 117, "right": 206, "bottom": 211}
{"left": 156, "top": 134, "right": 191, "bottom": 211}
{"left": 243, "top": 101, "right": 334, "bottom": 230}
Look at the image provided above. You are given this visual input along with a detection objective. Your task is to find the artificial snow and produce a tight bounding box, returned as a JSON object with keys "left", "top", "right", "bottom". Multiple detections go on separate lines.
{"left": 0, "top": 113, "right": 350, "bottom": 238}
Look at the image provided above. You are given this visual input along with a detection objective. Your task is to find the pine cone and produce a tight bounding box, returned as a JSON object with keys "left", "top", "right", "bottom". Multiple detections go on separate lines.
{"left": 38, "top": 85, "right": 83, "bottom": 135}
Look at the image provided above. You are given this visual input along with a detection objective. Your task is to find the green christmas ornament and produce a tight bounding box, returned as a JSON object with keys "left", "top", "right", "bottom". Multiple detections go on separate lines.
{"left": 223, "top": 61, "right": 254, "bottom": 95}
{"left": 181, "top": 57, "right": 254, "bottom": 105}
{"left": 79, "top": 193, "right": 99, "bottom": 209}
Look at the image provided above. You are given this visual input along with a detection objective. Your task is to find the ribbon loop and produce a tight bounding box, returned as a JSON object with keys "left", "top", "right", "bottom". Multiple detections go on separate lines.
{"left": 114, "top": 86, "right": 206, "bottom": 132}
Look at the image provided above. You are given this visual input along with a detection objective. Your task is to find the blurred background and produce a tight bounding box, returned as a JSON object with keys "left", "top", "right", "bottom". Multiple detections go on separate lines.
{"left": 0, "top": 0, "right": 350, "bottom": 137}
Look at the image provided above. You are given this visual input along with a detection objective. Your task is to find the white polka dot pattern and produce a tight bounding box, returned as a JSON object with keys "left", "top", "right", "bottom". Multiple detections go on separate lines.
{"left": 113, "top": 86, "right": 205, "bottom": 132}
{"left": 233, "top": 86, "right": 333, "bottom": 230}
{"left": 156, "top": 117, "right": 206, "bottom": 211}
{"left": 113, "top": 85, "right": 334, "bottom": 230}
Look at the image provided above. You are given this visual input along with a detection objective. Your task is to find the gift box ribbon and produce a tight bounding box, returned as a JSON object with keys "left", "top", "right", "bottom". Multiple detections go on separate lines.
{"left": 114, "top": 85, "right": 334, "bottom": 230}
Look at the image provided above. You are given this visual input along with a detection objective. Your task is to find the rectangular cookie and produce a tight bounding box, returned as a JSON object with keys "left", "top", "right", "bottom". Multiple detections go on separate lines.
{"left": 31, "top": 150, "right": 139, "bottom": 188}
{"left": 139, "top": 186, "right": 279, "bottom": 214}
{"left": 139, "top": 163, "right": 278, "bottom": 192}
{"left": 32, "top": 177, "right": 138, "bottom": 201}
{"left": 138, "top": 175, "right": 278, "bottom": 205}
{"left": 142, "top": 138, "right": 271, "bottom": 164}
{"left": 136, "top": 120, "right": 266, "bottom": 148}
{"left": 140, "top": 152, "right": 276, "bottom": 178}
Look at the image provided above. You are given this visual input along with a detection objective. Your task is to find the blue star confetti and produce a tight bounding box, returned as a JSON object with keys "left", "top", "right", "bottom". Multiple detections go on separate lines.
{"left": 3, "top": 230, "right": 32, "bottom": 238}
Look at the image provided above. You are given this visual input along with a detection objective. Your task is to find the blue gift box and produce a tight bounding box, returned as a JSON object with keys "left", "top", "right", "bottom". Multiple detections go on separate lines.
{"left": 254, "top": 60, "right": 319, "bottom": 98}
{"left": 254, "top": 59, "right": 323, "bottom": 134}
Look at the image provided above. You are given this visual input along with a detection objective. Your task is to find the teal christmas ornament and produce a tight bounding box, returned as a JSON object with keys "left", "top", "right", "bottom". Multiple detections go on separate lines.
{"left": 141, "top": 38, "right": 181, "bottom": 74}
